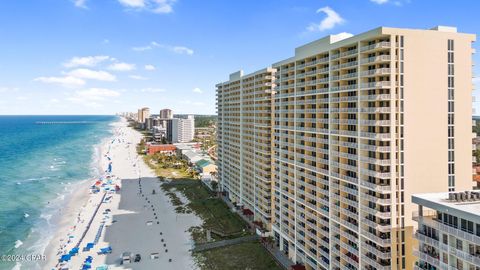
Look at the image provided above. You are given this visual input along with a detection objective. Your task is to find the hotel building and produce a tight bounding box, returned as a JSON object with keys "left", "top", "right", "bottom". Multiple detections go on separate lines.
{"left": 412, "top": 191, "right": 480, "bottom": 269}
{"left": 216, "top": 68, "right": 276, "bottom": 226}
{"left": 216, "top": 26, "right": 475, "bottom": 270}
{"left": 160, "top": 108, "right": 173, "bottom": 119}
{"left": 167, "top": 115, "right": 195, "bottom": 143}
{"left": 137, "top": 107, "right": 150, "bottom": 124}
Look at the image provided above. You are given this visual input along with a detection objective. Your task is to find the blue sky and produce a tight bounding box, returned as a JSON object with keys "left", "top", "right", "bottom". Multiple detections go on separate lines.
{"left": 0, "top": 0, "right": 478, "bottom": 115}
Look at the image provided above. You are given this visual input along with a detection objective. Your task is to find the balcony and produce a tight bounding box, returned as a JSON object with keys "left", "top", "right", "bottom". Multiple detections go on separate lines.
{"left": 412, "top": 249, "right": 440, "bottom": 268}
{"left": 359, "top": 94, "right": 391, "bottom": 101}
{"left": 360, "top": 55, "right": 391, "bottom": 64}
{"left": 359, "top": 107, "right": 391, "bottom": 113}
{"left": 359, "top": 120, "right": 391, "bottom": 126}
{"left": 360, "top": 41, "right": 391, "bottom": 52}
{"left": 360, "top": 204, "right": 391, "bottom": 219}
{"left": 360, "top": 81, "right": 391, "bottom": 89}
{"left": 361, "top": 68, "right": 392, "bottom": 77}
{"left": 360, "top": 180, "right": 391, "bottom": 193}
{"left": 359, "top": 132, "right": 391, "bottom": 140}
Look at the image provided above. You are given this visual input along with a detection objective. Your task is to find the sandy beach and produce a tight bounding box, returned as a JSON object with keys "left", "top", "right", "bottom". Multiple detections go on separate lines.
{"left": 42, "top": 118, "right": 202, "bottom": 270}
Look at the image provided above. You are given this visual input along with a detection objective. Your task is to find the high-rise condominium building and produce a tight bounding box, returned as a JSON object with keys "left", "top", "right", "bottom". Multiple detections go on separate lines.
{"left": 412, "top": 191, "right": 480, "bottom": 270}
{"left": 216, "top": 26, "right": 475, "bottom": 270}
{"left": 137, "top": 107, "right": 150, "bottom": 124}
{"left": 160, "top": 108, "right": 173, "bottom": 119}
{"left": 167, "top": 115, "right": 195, "bottom": 143}
{"left": 216, "top": 68, "right": 276, "bottom": 226}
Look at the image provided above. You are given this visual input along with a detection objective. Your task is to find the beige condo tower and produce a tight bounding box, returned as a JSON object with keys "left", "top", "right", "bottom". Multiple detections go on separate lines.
{"left": 216, "top": 26, "right": 476, "bottom": 270}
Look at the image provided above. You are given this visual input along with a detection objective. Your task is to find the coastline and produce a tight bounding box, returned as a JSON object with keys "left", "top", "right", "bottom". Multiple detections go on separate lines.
{"left": 40, "top": 120, "right": 117, "bottom": 269}
{"left": 40, "top": 117, "right": 202, "bottom": 270}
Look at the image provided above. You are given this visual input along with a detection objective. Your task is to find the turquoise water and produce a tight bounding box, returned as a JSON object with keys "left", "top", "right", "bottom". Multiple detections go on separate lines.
{"left": 0, "top": 115, "right": 116, "bottom": 269}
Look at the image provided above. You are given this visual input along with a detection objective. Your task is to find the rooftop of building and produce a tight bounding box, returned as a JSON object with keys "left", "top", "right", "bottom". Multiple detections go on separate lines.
{"left": 412, "top": 191, "right": 480, "bottom": 223}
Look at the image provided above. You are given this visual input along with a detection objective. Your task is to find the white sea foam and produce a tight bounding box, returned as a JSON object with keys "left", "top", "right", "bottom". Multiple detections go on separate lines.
{"left": 40, "top": 214, "right": 52, "bottom": 221}
{"left": 12, "top": 262, "right": 21, "bottom": 270}
{"left": 24, "top": 213, "right": 29, "bottom": 218}
{"left": 14, "top": 240, "right": 23, "bottom": 248}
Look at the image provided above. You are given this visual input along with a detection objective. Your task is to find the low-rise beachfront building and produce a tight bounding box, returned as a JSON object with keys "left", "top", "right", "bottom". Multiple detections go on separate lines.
{"left": 146, "top": 143, "right": 177, "bottom": 155}
{"left": 412, "top": 191, "right": 480, "bottom": 270}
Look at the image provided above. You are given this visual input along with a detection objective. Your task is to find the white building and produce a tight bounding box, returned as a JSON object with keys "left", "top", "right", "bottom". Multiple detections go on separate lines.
{"left": 412, "top": 191, "right": 480, "bottom": 270}
{"left": 168, "top": 115, "right": 195, "bottom": 143}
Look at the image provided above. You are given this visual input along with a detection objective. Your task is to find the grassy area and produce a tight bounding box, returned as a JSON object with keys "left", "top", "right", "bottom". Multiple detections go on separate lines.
{"left": 194, "top": 241, "right": 283, "bottom": 270}
{"left": 162, "top": 180, "right": 250, "bottom": 243}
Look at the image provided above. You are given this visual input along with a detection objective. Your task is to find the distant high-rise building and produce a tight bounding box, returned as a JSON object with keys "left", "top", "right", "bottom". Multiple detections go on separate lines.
{"left": 412, "top": 191, "right": 480, "bottom": 269}
{"left": 137, "top": 107, "right": 150, "bottom": 124}
{"left": 160, "top": 108, "right": 173, "bottom": 119}
{"left": 216, "top": 26, "right": 475, "bottom": 270}
{"left": 167, "top": 115, "right": 195, "bottom": 143}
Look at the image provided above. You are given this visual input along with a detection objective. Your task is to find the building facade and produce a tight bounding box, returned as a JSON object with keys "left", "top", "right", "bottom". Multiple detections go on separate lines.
{"left": 412, "top": 191, "right": 480, "bottom": 270}
{"left": 137, "top": 107, "right": 150, "bottom": 124}
{"left": 167, "top": 115, "right": 195, "bottom": 143}
{"left": 216, "top": 26, "right": 475, "bottom": 270}
{"left": 216, "top": 68, "right": 276, "bottom": 226}
{"left": 160, "top": 108, "right": 173, "bottom": 119}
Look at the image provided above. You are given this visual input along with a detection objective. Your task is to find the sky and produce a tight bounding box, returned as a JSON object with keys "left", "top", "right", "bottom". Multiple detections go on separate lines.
{"left": 0, "top": 0, "right": 478, "bottom": 115}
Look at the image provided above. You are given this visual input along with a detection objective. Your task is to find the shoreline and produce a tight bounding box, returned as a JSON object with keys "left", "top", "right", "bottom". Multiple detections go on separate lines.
{"left": 40, "top": 120, "right": 117, "bottom": 269}
{"left": 40, "top": 118, "right": 202, "bottom": 270}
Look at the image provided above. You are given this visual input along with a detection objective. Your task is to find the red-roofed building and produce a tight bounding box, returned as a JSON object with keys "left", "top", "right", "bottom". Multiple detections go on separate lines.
{"left": 147, "top": 144, "right": 177, "bottom": 155}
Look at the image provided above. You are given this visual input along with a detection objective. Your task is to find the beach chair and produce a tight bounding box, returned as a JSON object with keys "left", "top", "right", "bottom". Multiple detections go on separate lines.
{"left": 97, "top": 246, "right": 112, "bottom": 255}
{"left": 59, "top": 254, "right": 71, "bottom": 262}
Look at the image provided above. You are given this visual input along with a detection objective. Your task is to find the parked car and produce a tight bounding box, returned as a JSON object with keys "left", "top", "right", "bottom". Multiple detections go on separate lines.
{"left": 121, "top": 252, "right": 133, "bottom": 264}
{"left": 134, "top": 254, "right": 141, "bottom": 262}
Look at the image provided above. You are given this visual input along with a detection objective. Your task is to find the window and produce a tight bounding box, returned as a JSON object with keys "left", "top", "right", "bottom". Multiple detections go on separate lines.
{"left": 448, "top": 52, "right": 454, "bottom": 63}
{"left": 448, "top": 64, "right": 454, "bottom": 75}
{"left": 448, "top": 39, "right": 454, "bottom": 51}
{"left": 448, "top": 89, "right": 454, "bottom": 100}
{"left": 448, "top": 77, "right": 455, "bottom": 88}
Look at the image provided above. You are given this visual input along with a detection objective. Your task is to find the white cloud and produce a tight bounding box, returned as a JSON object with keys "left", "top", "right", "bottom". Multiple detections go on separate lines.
{"left": 118, "top": 0, "right": 145, "bottom": 8}
{"left": 132, "top": 42, "right": 194, "bottom": 55}
{"left": 140, "top": 88, "right": 166, "bottom": 93}
{"left": 132, "top": 45, "right": 153, "bottom": 51}
{"left": 117, "top": 0, "right": 176, "bottom": 14}
{"left": 73, "top": 0, "right": 88, "bottom": 8}
{"left": 67, "top": 68, "right": 116, "bottom": 81}
{"left": 370, "top": 0, "right": 389, "bottom": 4}
{"left": 473, "top": 77, "right": 480, "bottom": 84}
{"left": 108, "top": 62, "right": 136, "bottom": 71}
{"left": 67, "top": 88, "right": 121, "bottom": 107}
{"left": 172, "top": 46, "right": 194, "bottom": 55}
{"left": 129, "top": 75, "right": 148, "bottom": 80}
{"left": 64, "top": 56, "right": 111, "bottom": 68}
{"left": 50, "top": 98, "right": 60, "bottom": 103}
{"left": 144, "top": 64, "right": 156, "bottom": 71}
{"left": 192, "top": 87, "right": 203, "bottom": 94}
{"left": 307, "top": 6, "right": 345, "bottom": 32}
{"left": 34, "top": 76, "right": 86, "bottom": 87}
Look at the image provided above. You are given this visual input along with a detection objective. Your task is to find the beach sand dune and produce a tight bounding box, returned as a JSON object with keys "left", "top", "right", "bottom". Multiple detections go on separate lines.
{"left": 42, "top": 119, "right": 201, "bottom": 270}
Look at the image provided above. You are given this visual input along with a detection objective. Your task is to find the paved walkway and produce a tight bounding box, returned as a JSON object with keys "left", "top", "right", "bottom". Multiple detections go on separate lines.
{"left": 192, "top": 235, "right": 258, "bottom": 252}
{"left": 220, "top": 195, "right": 293, "bottom": 270}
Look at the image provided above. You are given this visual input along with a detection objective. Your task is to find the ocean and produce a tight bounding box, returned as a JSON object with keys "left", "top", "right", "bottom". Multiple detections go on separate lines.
{"left": 0, "top": 115, "right": 116, "bottom": 270}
